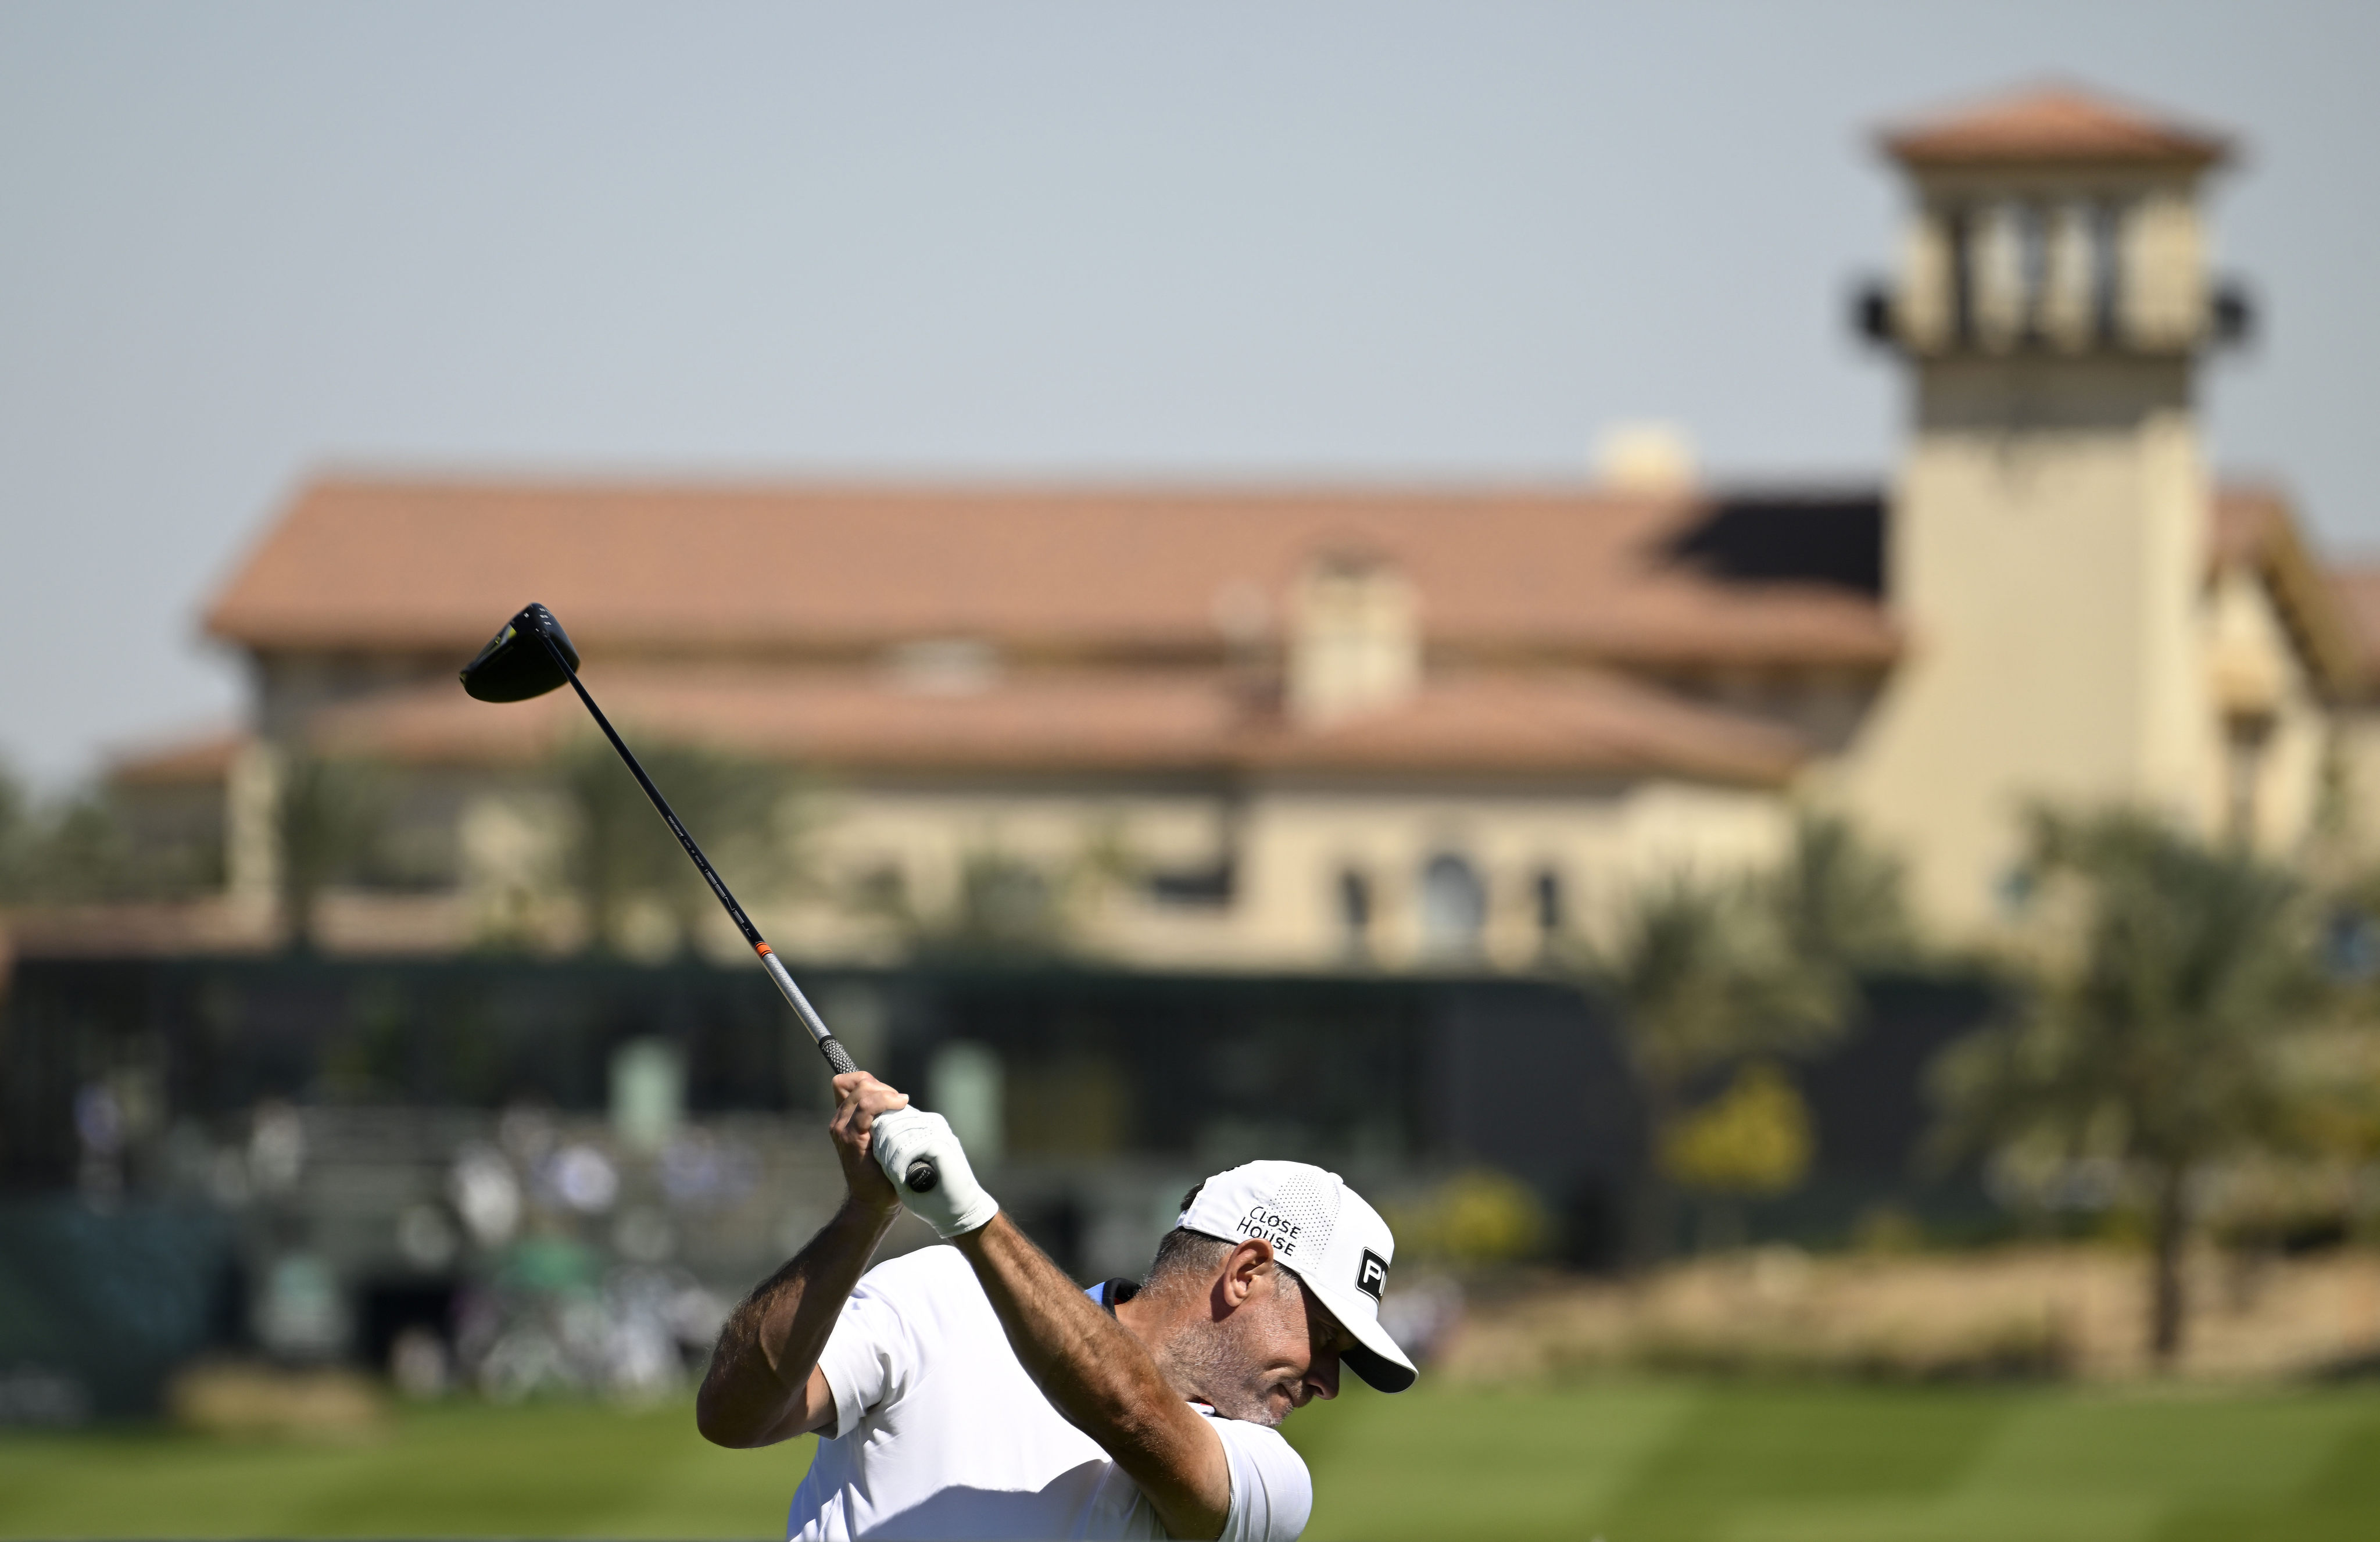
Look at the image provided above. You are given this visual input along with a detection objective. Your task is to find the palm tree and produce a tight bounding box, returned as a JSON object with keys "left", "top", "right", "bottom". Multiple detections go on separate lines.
{"left": 0, "top": 761, "right": 26, "bottom": 899}
{"left": 557, "top": 738, "right": 796, "bottom": 956}
{"left": 871, "top": 824, "right": 1139, "bottom": 964}
{"left": 1761, "top": 810, "right": 1916, "bottom": 981}
{"left": 1931, "top": 806, "right": 2327, "bottom": 1368}
{"left": 1590, "top": 872, "right": 1844, "bottom": 1264}
{"left": 275, "top": 750, "right": 391, "bottom": 951}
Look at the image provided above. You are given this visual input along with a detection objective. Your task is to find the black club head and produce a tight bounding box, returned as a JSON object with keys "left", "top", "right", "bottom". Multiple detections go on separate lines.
{"left": 460, "top": 603, "right": 581, "bottom": 702}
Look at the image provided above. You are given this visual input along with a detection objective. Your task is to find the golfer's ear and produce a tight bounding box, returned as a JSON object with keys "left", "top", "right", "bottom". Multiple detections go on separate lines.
{"left": 1220, "top": 1238, "right": 1273, "bottom": 1306}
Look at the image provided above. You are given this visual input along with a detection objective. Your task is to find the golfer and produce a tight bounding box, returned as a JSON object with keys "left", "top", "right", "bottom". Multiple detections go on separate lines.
{"left": 697, "top": 1071, "right": 1415, "bottom": 1540}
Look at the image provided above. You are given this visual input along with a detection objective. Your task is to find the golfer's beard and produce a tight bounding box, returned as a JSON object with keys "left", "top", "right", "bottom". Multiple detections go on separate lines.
{"left": 1158, "top": 1315, "right": 1292, "bottom": 1427}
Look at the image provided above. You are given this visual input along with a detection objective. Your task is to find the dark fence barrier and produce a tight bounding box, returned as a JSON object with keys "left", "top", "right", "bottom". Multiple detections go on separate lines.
{"left": 0, "top": 953, "right": 1998, "bottom": 1414}
{"left": 0, "top": 1197, "right": 235, "bottom": 1419}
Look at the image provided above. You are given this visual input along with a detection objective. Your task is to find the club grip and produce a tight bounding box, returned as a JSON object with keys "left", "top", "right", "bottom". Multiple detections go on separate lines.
{"left": 905, "top": 1159, "right": 939, "bottom": 1192}
{"left": 819, "top": 1035, "right": 858, "bottom": 1077}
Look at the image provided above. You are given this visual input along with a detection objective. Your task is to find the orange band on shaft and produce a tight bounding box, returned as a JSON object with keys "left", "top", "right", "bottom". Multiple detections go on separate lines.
{"left": 754, "top": 942, "right": 774, "bottom": 957}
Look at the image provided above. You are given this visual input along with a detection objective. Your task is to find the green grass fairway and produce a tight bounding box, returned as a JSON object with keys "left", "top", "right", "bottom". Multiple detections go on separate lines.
{"left": 2, "top": 1380, "right": 2377, "bottom": 1540}
{"left": 0, "top": 1399, "right": 804, "bottom": 1540}
{"left": 1287, "top": 1380, "right": 2380, "bottom": 1542}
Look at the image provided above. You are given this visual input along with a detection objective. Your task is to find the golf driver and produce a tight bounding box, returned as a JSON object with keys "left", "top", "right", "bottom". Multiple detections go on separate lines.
{"left": 459, "top": 602, "right": 938, "bottom": 1193}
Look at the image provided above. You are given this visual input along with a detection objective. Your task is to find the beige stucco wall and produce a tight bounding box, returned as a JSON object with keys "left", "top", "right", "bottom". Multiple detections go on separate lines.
{"left": 1224, "top": 778, "right": 1787, "bottom": 969}
{"left": 744, "top": 774, "right": 1790, "bottom": 972}
{"left": 1839, "top": 148, "right": 2359, "bottom": 935}
{"left": 427, "top": 534, "right": 2340, "bottom": 967}
{"left": 1830, "top": 356, "right": 2220, "bottom": 933}
{"left": 2201, "top": 567, "right": 2331, "bottom": 854}
{"left": 225, "top": 741, "right": 281, "bottom": 920}
{"left": 773, "top": 783, "right": 1228, "bottom": 963}
{"left": 2328, "top": 712, "right": 2380, "bottom": 863}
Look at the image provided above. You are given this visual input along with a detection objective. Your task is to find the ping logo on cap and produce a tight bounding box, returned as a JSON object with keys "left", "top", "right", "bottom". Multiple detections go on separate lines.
{"left": 1355, "top": 1249, "right": 1388, "bottom": 1303}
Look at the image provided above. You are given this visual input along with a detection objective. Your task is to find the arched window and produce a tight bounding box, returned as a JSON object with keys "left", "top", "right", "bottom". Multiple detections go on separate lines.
{"left": 1532, "top": 867, "right": 1565, "bottom": 940}
{"left": 1336, "top": 867, "right": 1373, "bottom": 960}
{"left": 1418, "top": 853, "right": 1487, "bottom": 958}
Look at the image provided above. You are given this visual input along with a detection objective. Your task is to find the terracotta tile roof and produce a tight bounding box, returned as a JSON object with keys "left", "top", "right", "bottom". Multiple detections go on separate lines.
{"left": 109, "top": 730, "right": 245, "bottom": 786}
{"left": 2209, "top": 484, "right": 2364, "bottom": 699}
{"left": 2210, "top": 484, "right": 2285, "bottom": 571}
{"left": 1247, "top": 671, "right": 1805, "bottom": 783}
{"left": 205, "top": 478, "right": 1900, "bottom": 672}
{"left": 1882, "top": 85, "right": 2228, "bottom": 170}
{"left": 167, "top": 473, "right": 2372, "bottom": 784}
{"left": 305, "top": 663, "right": 1806, "bottom": 787}
{"left": 313, "top": 667, "right": 1236, "bottom": 772}
{"left": 2, "top": 899, "right": 276, "bottom": 958}
{"left": 2328, "top": 568, "right": 2380, "bottom": 685}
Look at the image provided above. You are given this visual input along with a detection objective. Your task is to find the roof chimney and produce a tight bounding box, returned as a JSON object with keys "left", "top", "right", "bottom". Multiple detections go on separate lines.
{"left": 1592, "top": 421, "right": 1697, "bottom": 494}
{"left": 1287, "top": 552, "right": 1419, "bottom": 728}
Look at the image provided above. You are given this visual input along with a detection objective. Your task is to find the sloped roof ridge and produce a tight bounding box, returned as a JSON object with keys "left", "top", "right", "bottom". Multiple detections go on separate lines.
{"left": 1881, "top": 81, "right": 2229, "bottom": 169}
{"left": 2212, "top": 481, "right": 2364, "bottom": 700}
{"left": 203, "top": 474, "right": 1902, "bottom": 670}
{"left": 285, "top": 466, "right": 1617, "bottom": 501}
{"left": 287, "top": 661, "right": 1808, "bottom": 788}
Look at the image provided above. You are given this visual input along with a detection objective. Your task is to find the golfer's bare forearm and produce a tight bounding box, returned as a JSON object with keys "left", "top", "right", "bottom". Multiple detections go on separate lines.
{"left": 954, "top": 1215, "right": 1230, "bottom": 1539}
{"left": 696, "top": 1196, "right": 897, "bottom": 1447}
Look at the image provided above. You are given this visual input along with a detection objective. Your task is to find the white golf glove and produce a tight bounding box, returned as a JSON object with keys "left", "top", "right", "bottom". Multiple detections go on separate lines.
{"left": 868, "top": 1108, "right": 999, "bottom": 1239}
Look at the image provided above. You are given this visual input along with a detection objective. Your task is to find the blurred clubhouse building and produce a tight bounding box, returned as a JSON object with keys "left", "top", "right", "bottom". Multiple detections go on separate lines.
{"left": 80, "top": 86, "right": 2380, "bottom": 967}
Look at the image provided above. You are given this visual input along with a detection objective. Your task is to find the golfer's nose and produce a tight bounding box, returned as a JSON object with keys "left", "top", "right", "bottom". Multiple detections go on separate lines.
{"left": 1305, "top": 1353, "right": 1341, "bottom": 1402}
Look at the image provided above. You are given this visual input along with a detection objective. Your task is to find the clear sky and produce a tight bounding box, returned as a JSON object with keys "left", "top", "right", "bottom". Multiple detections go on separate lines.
{"left": 3, "top": 1, "right": 2374, "bottom": 783}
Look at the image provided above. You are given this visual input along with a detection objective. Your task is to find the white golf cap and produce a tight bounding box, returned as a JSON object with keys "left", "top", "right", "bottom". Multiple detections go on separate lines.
{"left": 1178, "top": 1160, "right": 1417, "bottom": 1393}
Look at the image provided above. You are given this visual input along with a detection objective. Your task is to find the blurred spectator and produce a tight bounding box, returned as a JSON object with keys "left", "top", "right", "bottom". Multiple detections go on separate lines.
{"left": 449, "top": 1146, "right": 522, "bottom": 1248}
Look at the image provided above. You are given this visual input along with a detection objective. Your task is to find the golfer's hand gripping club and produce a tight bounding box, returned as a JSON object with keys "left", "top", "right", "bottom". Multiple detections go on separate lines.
{"left": 869, "top": 1108, "right": 997, "bottom": 1237}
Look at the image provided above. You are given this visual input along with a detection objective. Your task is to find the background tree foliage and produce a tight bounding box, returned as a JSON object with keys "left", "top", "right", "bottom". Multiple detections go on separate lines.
{"left": 856, "top": 824, "right": 1137, "bottom": 964}
{"left": 1660, "top": 1058, "right": 1817, "bottom": 1253}
{"left": 1574, "top": 812, "right": 1914, "bottom": 1262}
{"left": 556, "top": 738, "right": 797, "bottom": 957}
{"left": 1930, "top": 806, "right": 2332, "bottom": 1366}
{"left": 1662, "top": 1060, "right": 1816, "bottom": 1199}
{"left": 274, "top": 751, "right": 392, "bottom": 952}
{"left": 0, "top": 761, "right": 220, "bottom": 906}
{"left": 1599, "top": 874, "right": 1822, "bottom": 1263}
{"left": 1386, "top": 1168, "right": 1554, "bottom": 1266}
{"left": 1760, "top": 810, "right": 1917, "bottom": 979}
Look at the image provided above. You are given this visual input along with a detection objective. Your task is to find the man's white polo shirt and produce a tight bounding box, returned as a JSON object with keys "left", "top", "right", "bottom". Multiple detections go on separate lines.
{"left": 786, "top": 1246, "right": 1313, "bottom": 1541}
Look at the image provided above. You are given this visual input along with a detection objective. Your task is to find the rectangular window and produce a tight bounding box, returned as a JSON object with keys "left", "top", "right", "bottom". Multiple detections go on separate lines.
{"left": 2091, "top": 199, "right": 2124, "bottom": 345}
{"left": 2013, "top": 201, "right": 2048, "bottom": 343}
{"left": 1946, "top": 206, "right": 1975, "bottom": 347}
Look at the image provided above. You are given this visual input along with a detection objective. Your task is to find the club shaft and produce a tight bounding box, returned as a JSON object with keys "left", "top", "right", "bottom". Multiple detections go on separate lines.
{"left": 535, "top": 633, "right": 930, "bottom": 1192}
{"left": 538, "top": 634, "right": 853, "bottom": 1074}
